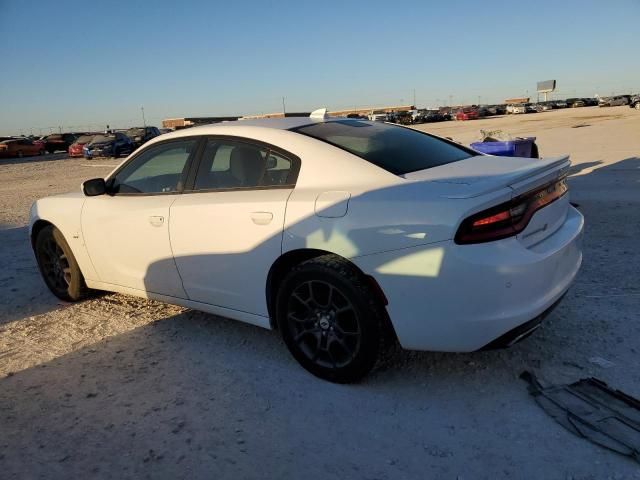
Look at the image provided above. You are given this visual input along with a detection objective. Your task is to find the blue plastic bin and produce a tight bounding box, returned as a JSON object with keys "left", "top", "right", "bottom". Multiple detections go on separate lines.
{"left": 470, "top": 137, "right": 537, "bottom": 158}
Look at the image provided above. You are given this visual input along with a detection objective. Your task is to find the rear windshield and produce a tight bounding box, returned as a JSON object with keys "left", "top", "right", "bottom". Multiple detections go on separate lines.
{"left": 292, "top": 120, "right": 474, "bottom": 175}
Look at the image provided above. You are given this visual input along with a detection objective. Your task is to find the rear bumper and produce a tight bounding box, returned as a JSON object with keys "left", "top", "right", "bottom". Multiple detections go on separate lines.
{"left": 480, "top": 292, "right": 565, "bottom": 350}
{"left": 354, "top": 206, "right": 584, "bottom": 352}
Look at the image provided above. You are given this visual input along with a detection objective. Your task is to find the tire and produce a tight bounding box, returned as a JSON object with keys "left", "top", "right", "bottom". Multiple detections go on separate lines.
{"left": 112, "top": 147, "right": 119, "bottom": 159}
{"left": 35, "top": 225, "right": 88, "bottom": 302}
{"left": 276, "top": 254, "right": 386, "bottom": 383}
{"left": 635, "top": 103, "right": 640, "bottom": 110}
{"left": 16, "top": 151, "right": 23, "bottom": 158}
{"left": 531, "top": 143, "right": 540, "bottom": 159}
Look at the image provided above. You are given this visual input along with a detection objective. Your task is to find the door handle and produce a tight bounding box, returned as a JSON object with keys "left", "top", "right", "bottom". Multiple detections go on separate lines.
{"left": 250, "top": 212, "right": 273, "bottom": 225}
{"left": 149, "top": 215, "right": 165, "bottom": 227}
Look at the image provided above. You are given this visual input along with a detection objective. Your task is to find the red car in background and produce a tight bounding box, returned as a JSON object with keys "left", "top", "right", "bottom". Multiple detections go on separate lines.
{"left": 455, "top": 108, "right": 479, "bottom": 121}
{"left": 44, "top": 133, "right": 78, "bottom": 153}
{"left": 68, "top": 134, "right": 96, "bottom": 157}
{"left": 0, "top": 138, "right": 45, "bottom": 158}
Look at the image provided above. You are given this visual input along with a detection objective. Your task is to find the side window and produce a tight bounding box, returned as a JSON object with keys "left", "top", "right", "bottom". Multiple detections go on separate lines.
{"left": 112, "top": 140, "right": 196, "bottom": 194}
{"left": 193, "top": 139, "right": 296, "bottom": 191}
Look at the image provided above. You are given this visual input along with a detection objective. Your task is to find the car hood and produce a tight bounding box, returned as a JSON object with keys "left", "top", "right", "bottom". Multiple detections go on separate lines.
{"left": 401, "top": 155, "right": 570, "bottom": 199}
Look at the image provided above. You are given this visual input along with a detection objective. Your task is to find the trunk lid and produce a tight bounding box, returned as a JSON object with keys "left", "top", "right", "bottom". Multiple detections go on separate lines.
{"left": 402, "top": 155, "right": 570, "bottom": 199}
{"left": 403, "top": 154, "right": 572, "bottom": 246}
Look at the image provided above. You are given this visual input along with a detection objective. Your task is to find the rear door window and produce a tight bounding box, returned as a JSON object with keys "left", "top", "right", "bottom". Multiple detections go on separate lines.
{"left": 193, "top": 139, "right": 298, "bottom": 190}
{"left": 292, "top": 119, "right": 474, "bottom": 175}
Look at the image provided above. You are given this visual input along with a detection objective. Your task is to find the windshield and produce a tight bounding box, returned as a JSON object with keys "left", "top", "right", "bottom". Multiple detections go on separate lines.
{"left": 91, "top": 134, "right": 115, "bottom": 143}
{"left": 292, "top": 120, "right": 474, "bottom": 175}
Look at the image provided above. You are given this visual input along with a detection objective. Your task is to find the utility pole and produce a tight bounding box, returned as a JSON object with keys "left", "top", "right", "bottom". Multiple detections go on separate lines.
{"left": 448, "top": 95, "right": 453, "bottom": 107}
{"left": 141, "top": 106, "right": 147, "bottom": 127}
{"left": 282, "top": 97, "right": 286, "bottom": 115}
{"left": 413, "top": 88, "right": 416, "bottom": 108}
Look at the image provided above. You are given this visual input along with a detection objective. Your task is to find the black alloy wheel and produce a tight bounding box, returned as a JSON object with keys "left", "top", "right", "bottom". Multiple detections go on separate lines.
{"left": 286, "top": 279, "right": 361, "bottom": 370}
{"left": 35, "top": 225, "right": 88, "bottom": 301}
{"left": 277, "top": 255, "right": 387, "bottom": 383}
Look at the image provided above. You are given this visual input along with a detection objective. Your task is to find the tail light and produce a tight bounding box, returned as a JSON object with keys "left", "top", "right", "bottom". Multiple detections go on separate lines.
{"left": 455, "top": 177, "right": 568, "bottom": 244}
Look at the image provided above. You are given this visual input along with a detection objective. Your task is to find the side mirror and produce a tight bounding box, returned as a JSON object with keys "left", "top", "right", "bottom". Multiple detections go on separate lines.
{"left": 82, "top": 178, "right": 107, "bottom": 196}
{"left": 266, "top": 155, "right": 277, "bottom": 169}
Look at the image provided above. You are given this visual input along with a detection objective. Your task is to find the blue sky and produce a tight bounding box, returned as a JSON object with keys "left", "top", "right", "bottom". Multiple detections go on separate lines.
{"left": 1, "top": 0, "right": 639, "bottom": 134}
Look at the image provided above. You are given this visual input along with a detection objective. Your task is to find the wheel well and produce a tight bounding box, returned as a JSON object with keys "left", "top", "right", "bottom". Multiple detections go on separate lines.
{"left": 30, "top": 219, "right": 53, "bottom": 249}
{"left": 265, "top": 249, "right": 390, "bottom": 331}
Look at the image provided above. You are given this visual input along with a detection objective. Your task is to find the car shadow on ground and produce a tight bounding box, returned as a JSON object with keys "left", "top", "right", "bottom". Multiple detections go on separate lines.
{"left": 0, "top": 226, "right": 66, "bottom": 326}
{"left": 1, "top": 289, "right": 638, "bottom": 479}
{"left": 567, "top": 160, "right": 602, "bottom": 176}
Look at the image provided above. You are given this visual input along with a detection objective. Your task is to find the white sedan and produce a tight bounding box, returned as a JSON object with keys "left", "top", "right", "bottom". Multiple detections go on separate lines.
{"left": 30, "top": 112, "right": 583, "bottom": 382}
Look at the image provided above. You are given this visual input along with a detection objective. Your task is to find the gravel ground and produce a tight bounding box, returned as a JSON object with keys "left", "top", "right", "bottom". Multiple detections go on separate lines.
{"left": 1, "top": 107, "right": 639, "bottom": 479}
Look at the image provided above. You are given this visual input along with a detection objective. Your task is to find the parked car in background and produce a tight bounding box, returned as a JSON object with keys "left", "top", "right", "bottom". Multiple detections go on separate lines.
{"left": 32, "top": 136, "right": 47, "bottom": 149}
{"left": 566, "top": 98, "right": 585, "bottom": 108}
{"left": 368, "top": 112, "right": 388, "bottom": 122}
{"left": 524, "top": 103, "right": 538, "bottom": 113}
{"left": 68, "top": 134, "right": 96, "bottom": 157}
{"left": 29, "top": 115, "right": 583, "bottom": 382}
{"left": 423, "top": 110, "right": 446, "bottom": 122}
{"left": 629, "top": 95, "right": 640, "bottom": 110}
{"left": 598, "top": 96, "right": 629, "bottom": 107}
{"left": 582, "top": 98, "right": 598, "bottom": 106}
{"left": 393, "top": 111, "right": 413, "bottom": 125}
{"left": 124, "top": 126, "right": 161, "bottom": 149}
{"left": 507, "top": 104, "right": 527, "bottom": 114}
{"left": 455, "top": 108, "right": 478, "bottom": 121}
{"left": 0, "top": 138, "right": 45, "bottom": 158}
{"left": 83, "top": 132, "right": 134, "bottom": 158}
{"left": 158, "top": 128, "right": 173, "bottom": 135}
{"left": 552, "top": 100, "right": 567, "bottom": 109}
{"left": 44, "top": 133, "right": 78, "bottom": 153}
{"left": 475, "top": 106, "right": 493, "bottom": 117}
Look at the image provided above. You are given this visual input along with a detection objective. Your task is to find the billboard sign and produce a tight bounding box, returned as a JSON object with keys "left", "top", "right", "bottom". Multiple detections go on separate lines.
{"left": 537, "top": 80, "right": 556, "bottom": 93}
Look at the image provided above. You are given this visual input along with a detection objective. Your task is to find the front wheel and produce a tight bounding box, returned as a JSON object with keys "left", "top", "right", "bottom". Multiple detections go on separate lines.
{"left": 276, "top": 255, "right": 386, "bottom": 383}
{"left": 35, "top": 225, "right": 88, "bottom": 301}
{"left": 635, "top": 103, "right": 640, "bottom": 110}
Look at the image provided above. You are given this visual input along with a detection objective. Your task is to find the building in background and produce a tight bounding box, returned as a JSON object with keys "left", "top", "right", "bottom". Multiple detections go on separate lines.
{"left": 162, "top": 105, "right": 416, "bottom": 129}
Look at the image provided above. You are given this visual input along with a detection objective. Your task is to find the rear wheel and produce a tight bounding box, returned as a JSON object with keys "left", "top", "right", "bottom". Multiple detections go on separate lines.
{"left": 35, "top": 225, "right": 88, "bottom": 301}
{"left": 16, "top": 151, "right": 23, "bottom": 158}
{"left": 276, "top": 255, "right": 386, "bottom": 383}
{"left": 635, "top": 103, "right": 640, "bottom": 110}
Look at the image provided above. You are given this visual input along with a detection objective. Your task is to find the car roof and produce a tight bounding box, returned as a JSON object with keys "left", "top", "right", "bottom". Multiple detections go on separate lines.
{"left": 204, "top": 116, "right": 319, "bottom": 130}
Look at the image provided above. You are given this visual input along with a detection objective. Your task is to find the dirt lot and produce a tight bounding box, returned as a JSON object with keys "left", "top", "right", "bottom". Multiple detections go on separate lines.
{"left": 1, "top": 107, "right": 639, "bottom": 479}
